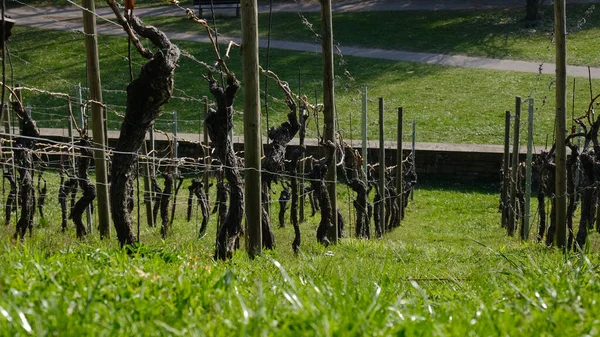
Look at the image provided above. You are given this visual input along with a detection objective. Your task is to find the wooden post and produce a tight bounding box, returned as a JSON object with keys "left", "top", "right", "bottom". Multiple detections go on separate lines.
{"left": 142, "top": 140, "right": 154, "bottom": 227}
{"left": 362, "top": 87, "right": 368, "bottom": 179}
{"left": 523, "top": 99, "right": 534, "bottom": 240}
{"left": 172, "top": 110, "right": 179, "bottom": 179}
{"left": 241, "top": 0, "right": 262, "bottom": 258}
{"left": 67, "top": 98, "right": 76, "bottom": 174}
{"left": 501, "top": 111, "right": 511, "bottom": 229}
{"left": 203, "top": 97, "right": 210, "bottom": 196}
{"left": 321, "top": 0, "right": 338, "bottom": 242}
{"left": 299, "top": 146, "right": 305, "bottom": 223}
{"left": 2, "top": 104, "right": 11, "bottom": 182}
{"left": 396, "top": 107, "right": 403, "bottom": 226}
{"left": 0, "top": 103, "right": 5, "bottom": 204}
{"left": 82, "top": 0, "right": 110, "bottom": 239}
{"left": 173, "top": 110, "right": 178, "bottom": 159}
{"left": 0, "top": 103, "right": 8, "bottom": 207}
{"left": 411, "top": 119, "right": 416, "bottom": 200}
{"left": 554, "top": 0, "right": 568, "bottom": 248}
{"left": 508, "top": 97, "right": 521, "bottom": 236}
{"left": 150, "top": 127, "right": 156, "bottom": 178}
{"left": 378, "top": 98, "right": 386, "bottom": 235}
{"left": 78, "top": 86, "right": 93, "bottom": 234}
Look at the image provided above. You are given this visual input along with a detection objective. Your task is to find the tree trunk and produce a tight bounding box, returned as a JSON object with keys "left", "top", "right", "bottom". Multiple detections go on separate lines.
{"left": 525, "top": 0, "right": 542, "bottom": 22}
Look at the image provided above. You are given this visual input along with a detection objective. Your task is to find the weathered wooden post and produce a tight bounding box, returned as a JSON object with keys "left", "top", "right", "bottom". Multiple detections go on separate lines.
{"left": 523, "top": 99, "right": 534, "bottom": 240}
{"left": 203, "top": 97, "right": 210, "bottom": 196}
{"left": 508, "top": 97, "right": 521, "bottom": 236}
{"left": 411, "top": 119, "right": 416, "bottom": 200}
{"left": 142, "top": 140, "right": 154, "bottom": 227}
{"left": 501, "top": 110, "right": 511, "bottom": 229}
{"left": 78, "top": 88, "right": 93, "bottom": 234}
{"left": 173, "top": 110, "right": 178, "bottom": 161}
{"left": 362, "top": 87, "right": 368, "bottom": 180}
{"left": 397, "top": 107, "right": 403, "bottom": 226}
{"left": 82, "top": 0, "right": 110, "bottom": 238}
{"left": 321, "top": 0, "right": 338, "bottom": 242}
{"left": 554, "top": 0, "right": 568, "bottom": 248}
{"left": 378, "top": 98, "right": 385, "bottom": 235}
{"left": 150, "top": 127, "right": 155, "bottom": 177}
{"left": 241, "top": 0, "right": 262, "bottom": 257}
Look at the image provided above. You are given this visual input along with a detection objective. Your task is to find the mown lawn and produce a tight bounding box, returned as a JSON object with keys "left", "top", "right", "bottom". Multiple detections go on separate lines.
{"left": 1, "top": 177, "right": 599, "bottom": 336}
{"left": 7, "top": 25, "right": 600, "bottom": 146}
{"left": 140, "top": 3, "right": 600, "bottom": 66}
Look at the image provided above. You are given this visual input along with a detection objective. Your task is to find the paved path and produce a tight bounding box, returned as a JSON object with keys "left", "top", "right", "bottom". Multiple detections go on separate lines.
{"left": 7, "top": 2, "right": 600, "bottom": 78}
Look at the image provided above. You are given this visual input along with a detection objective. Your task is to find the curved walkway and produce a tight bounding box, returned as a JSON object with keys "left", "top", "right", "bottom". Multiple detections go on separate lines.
{"left": 7, "top": 1, "right": 600, "bottom": 78}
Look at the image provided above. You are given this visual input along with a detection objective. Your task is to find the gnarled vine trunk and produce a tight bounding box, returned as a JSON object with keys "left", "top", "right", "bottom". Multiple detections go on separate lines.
{"left": 261, "top": 88, "right": 301, "bottom": 248}
{"left": 160, "top": 171, "right": 173, "bottom": 238}
{"left": 12, "top": 101, "right": 39, "bottom": 241}
{"left": 187, "top": 178, "right": 198, "bottom": 222}
{"left": 59, "top": 172, "right": 77, "bottom": 232}
{"left": 36, "top": 174, "right": 46, "bottom": 219}
{"left": 151, "top": 176, "right": 162, "bottom": 227}
{"left": 205, "top": 75, "right": 243, "bottom": 260}
{"left": 4, "top": 171, "right": 16, "bottom": 225}
{"left": 289, "top": 110, "right": 308, "bottom": 253}
{"left": 194, "top": 179, "right": 210, "bottom": 237}
{"left": 278, "top": 185, "right": 290, "bottom": 228}
{"left": 72, "top": 137, "right": 96, "bottom": 238}
{"left": 107, "top": 11, "right": 180, "bottom": 246}
{"left": 342, "top": 144, "right": 369, "bottom": 238}
{"left": 310, "top": 159, "right": 333, "bottom": 245}
{"left": 212, "top": 177, "right": 228, "bottom": 232}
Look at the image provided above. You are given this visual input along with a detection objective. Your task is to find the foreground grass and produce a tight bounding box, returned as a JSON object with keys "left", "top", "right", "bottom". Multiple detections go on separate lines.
{"left": 142, "top": 3, "right": 600, "bottom": 66}
{"left": 1, "top": 179, "right": 599, "bottom": 336}
{"left": 8, "top": 26, "right": 600, "bottom": 146}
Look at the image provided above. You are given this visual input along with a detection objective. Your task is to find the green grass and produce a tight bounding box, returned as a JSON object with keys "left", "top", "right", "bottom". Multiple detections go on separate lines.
{"left": 140, "top": 3, "right": 600, "bottom": 66}
{"left": 1, "top": 176, "right": 600, "bottom": 336}
{"left": 8, "top": 25, "right": 600, "bottom": 146}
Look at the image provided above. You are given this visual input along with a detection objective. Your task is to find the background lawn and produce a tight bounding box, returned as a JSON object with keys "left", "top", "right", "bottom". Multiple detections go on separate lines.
{"left": 7, "top": 25, "right": 600, "bottom": 146}
{"left": 140, "top": 3, "right": 600, "bottom": 66}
